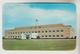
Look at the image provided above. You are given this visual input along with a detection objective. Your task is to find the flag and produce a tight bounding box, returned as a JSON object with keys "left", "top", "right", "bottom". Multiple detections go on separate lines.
{"left": 36, "top": 19, "right": 38, "bottom": 22}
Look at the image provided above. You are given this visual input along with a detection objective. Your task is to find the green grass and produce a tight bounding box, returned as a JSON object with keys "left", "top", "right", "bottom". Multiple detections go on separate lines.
{"left": 3, "top": 39, "right": 76, "bottom": 50}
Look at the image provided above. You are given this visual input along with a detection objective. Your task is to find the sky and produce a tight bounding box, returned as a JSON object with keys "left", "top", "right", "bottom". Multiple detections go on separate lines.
{"left": 3, "top": 3, "right": 76, "bottom": 30}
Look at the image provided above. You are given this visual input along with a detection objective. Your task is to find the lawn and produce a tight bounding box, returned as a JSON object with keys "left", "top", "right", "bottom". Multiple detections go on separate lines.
{"left": 3, "top": 39, "right": 76, "bottom": 50}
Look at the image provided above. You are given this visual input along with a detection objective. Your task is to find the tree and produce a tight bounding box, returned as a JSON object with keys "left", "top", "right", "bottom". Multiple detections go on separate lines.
{"left": 3, "top": 36, "right": 5, "bottom": 39}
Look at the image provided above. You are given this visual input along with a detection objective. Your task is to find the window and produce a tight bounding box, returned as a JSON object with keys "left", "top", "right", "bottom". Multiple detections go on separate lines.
{"left": 42, "top": 31, "right": 44, "bottom": 33}
{"left": 10, "top": 36, "right": 12, "bottom": 38}
{"left": 21, "top": 32, "right": 22, "bottom": 33}
{"left": 57, "top": 35, "right": 59, "bottom": 37}
{"left": 45, "top": 35, "right": 47, "bottom": 37}
{"left": 39, "top": 26, "right": 41, "bottom": 28}
{"left": 38, "top": 31, "right": 40, "bottom": 33}
{"left": 53, "top": 35, "right": 55, "bottom": 37}
{"left": 49, "top": 35, "right": 51, "bottom": 37}
{"left": 15, "top": 32, "right": 17, "bottom": 34}
{"left": 18, "top": 32, "right": 19, "bottom": 34}
{"left": 15, "top": 36, "right": 17, "bottom": 38}
{"left": 29, "top": 32, "right": 31, "bottom": 33}
{"left": 18, "top": 36, "right": 19, "bottom": 38}
{"left": 12, "top": 36, "right": 13, "bottom": 38}
{"left": 42, "top": 35, "right": 44, "bottom": 37}
{"left": 57, "top": 30, "right": 59, "bottom": 32}
{"left": 13, "top": 32, "right": 14, "bottom": 34}
{"left": 53, "top": 30, "right": 55, "bottom": 32}
{"left": 45, "top": 31, "right": 47, "bottom": 33}
{"left": 61, "top": 35, "right": 63, "bottom": 37}
{"left": 32, "top": 31, "right": 34, "bottom": 33}
{"left": 11, "top": 36, "right": 12, "bottom": 38}
{"left": 35, "top": 31, "right": 37, "bottom": 33}
{"left": 61, "top": 30, "right": 64, "bottom": 32}
{"left": 13, "top": 36, "right": 14, "bottom": 38}
{"left": 49, "top": 30, "right": 51, "bottom": 32}
{"left": 13, "top": 36, "right": 15, "bottom": 38}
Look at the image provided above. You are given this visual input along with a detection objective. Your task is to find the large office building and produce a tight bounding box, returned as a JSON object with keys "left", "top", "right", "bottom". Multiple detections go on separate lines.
{"left": 4, "top": 24, "right": 75, "bottom": 39}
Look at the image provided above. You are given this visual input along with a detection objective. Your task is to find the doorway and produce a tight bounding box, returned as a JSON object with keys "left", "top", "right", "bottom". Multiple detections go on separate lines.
{"left": 26, "top": 35, "right": 29, "bottom": 39}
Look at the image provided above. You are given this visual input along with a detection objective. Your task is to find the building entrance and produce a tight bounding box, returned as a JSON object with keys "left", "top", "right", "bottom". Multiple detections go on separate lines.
{"left": 26, "top": 35, "right": 30, "bottom": 39}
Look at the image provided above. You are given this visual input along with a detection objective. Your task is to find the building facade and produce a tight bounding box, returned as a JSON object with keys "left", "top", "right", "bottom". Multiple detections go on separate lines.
{"left": 4, "top": 24, "right": 75, "bottom": 39}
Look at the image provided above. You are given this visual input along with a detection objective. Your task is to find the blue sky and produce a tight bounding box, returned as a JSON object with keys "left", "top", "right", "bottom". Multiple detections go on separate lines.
{"left": 3, "top": 3, "right": 76, "bottom": 30}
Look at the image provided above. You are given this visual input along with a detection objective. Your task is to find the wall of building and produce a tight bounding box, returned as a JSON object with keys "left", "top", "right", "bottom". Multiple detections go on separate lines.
{"left": 4, "top": 24, "right": 74, "bottom": 39}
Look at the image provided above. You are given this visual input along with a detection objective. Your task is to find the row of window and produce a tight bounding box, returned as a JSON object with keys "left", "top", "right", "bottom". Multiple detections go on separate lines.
{"left": 8, "top": 35, "right": 63, "bottom": 38}
{"left": 8, "top": 30, "right": 64, "bottom": 34}
{"left": 26, "top": 26, "right": 53, "bottom": 29}
{"left": 8, "top": 36, "right": 21, "bottom": 38}
{"left": 41, "top": 35, "right": 63, "bottom": 37}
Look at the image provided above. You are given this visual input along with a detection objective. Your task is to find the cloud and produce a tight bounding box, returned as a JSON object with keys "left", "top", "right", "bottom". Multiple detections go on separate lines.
{"left": 4, "top": 4, "right": 75, "bottom": 19}
{"left": 3, "top": 4, "right": 76, "bottom": 30}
